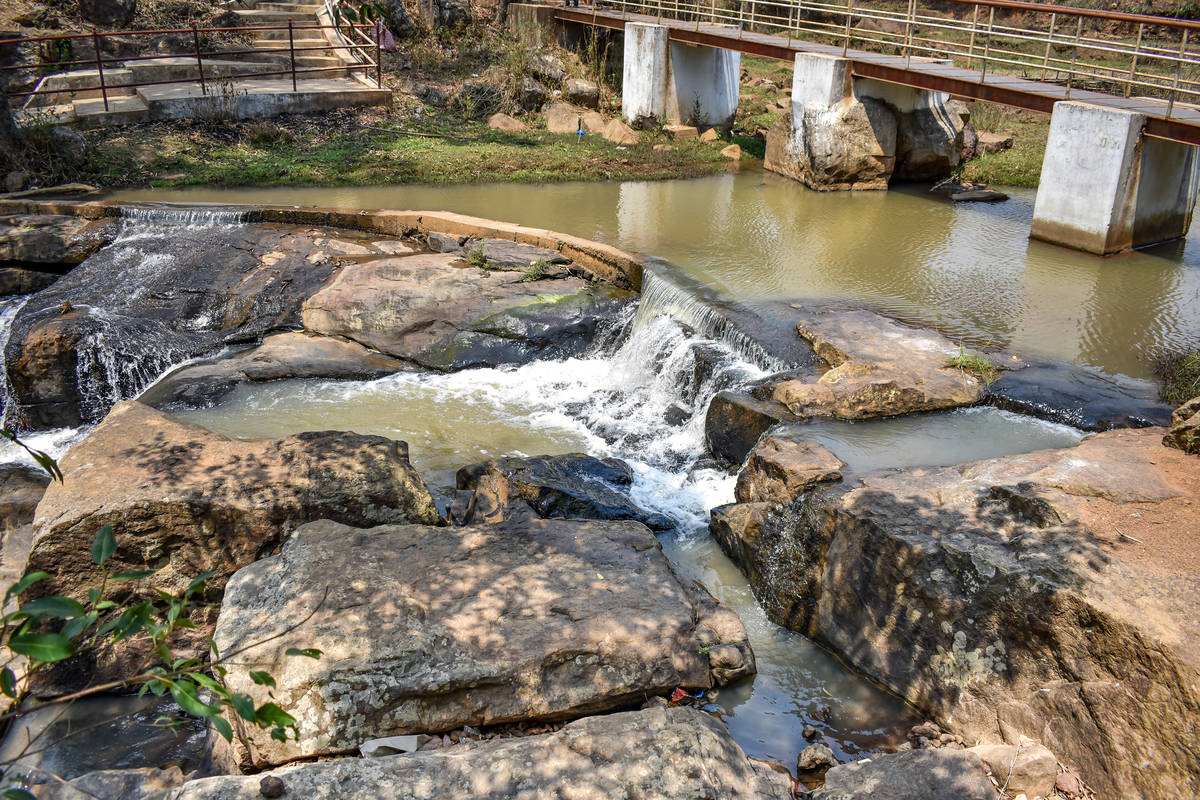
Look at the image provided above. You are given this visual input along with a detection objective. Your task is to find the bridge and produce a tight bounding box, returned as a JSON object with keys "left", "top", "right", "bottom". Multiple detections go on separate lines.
{"left": 517, "top": 0, "right": 1200, "bottom": 255}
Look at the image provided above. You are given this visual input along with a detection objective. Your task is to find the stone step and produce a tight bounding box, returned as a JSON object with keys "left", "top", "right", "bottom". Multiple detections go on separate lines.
{"left": 249, "top": 37, "right": 337, "bottom": 50}
{"left": 134, "top": 77, "right": 390, "bottom": 121}
{"left": 124, "top": 57, "right": 286, "bottom": 83}
{"left": 257, "top": 2, "right": 323, "bottom": 11}
{"left": 233, "top": 8, "right": 317, "bottom": 22}
{"left": 73, "top": 93, "right": 150, "bottom": 127}
{"left": 21, "top": 68, "right": 137, "bottom": 108}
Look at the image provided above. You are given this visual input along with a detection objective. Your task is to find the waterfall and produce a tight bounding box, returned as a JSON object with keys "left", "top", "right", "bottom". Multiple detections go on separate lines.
{"left": 118, "top": 205, "right": 250, "bottom": 227}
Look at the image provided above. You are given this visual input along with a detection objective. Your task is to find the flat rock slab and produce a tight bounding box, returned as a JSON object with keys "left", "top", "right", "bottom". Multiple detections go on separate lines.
{"left": 771, "top": 306, "right": 983, "bottom": 420}
{"left": 734, "top": 435, "right": 843, "bottom": 504}
{"left": 301, "top": 252, "right": 632, "bottom": 370}
{"left": 169, "top": 708, "right": 791, "bottom": 800}
{"left": 0, "top": 266, "right": 59, "bottom": 296}
{"left": 472, "top": 238, "right": 570, "bottom": 271}
{"left": 140, "top": 331, "right": 405, "bottom": 409}
{"left": 814, "top": 749, "right": 993, "bottom": 800}
{"left": 986, "top": 360, "right": 1172, "bottom": 431}
{"left": 0, "top": 214, "right": 117, "bottom": 265}
{"left": 719, "top": 427, "right": 1200, "bottom": 799}
{"left": 214, "top": 518, "right": 756, "bottom": 768}
{"left": 455, "top": 453, "right": 674, "bottom": 530}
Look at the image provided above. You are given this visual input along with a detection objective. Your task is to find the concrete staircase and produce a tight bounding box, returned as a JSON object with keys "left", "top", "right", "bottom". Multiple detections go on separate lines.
{"left": 15, "top": 1, "right": 390, "bottom": 128}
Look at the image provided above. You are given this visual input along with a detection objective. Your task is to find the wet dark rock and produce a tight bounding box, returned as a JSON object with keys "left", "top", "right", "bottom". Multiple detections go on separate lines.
{"left": 813, "top": 748, "right": 993, "bottom": 800}
{"left": 78, "top": 0, "right": 136, "bottom": 27}
{"left": 950, "top": 188, "right": 1008, "bottom": 202}
{"left": 455, "top": 453, "right": 673, "bottom": 530}
{"left": 986, "top": 361, "right": 1172, "bottom": 431}
{"left": 664, "top": 402, "right": 691, "bottom": 427}
{"left": 258, "top": 776, "right": 285, "bottom": 798}
{"left": 0, "top": 463, "right": 51, "bottom": 591}
{"left": 0, "top": 266, "right": 58, "bottom": 295}
{"left": 0, "top": 214, "right": 117, "bottom": 266}
{"left": 704, "top": 390, "right": 797, "bottom": 465}
{"left": 35, "top": 765, "right": 187, "bottom": 800}
{"left": 425, "top": 231, "right": 462, "bottom": 252}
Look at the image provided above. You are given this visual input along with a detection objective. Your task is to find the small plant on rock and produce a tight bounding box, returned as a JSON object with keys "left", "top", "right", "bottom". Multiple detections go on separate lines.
{"left": 467, "top": 243, "right": 489, "bottom": 269}
{"left": 520, "top": 260, "right": 551, "bottom": 282}
{"left": 945, "top": 346, "right": 1000, "bottom": 385}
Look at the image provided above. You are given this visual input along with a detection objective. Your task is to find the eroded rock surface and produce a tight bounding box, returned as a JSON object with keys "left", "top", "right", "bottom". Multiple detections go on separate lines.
{"left": 714, "top": 427, "right": 1200, "bottom": 800}
{"left": 1164, "top": 396, "right": 1200, "bottom": 454}
{"left": 0, "top": 214, "right": 117, "bottom": 266}
{"left": 214, "top": 518, "right": 755, "bottom": 768}
{"left": 454, "top": 453, "right": 673, "bottom": 530}
{"left": 764, "top": 96, "right": 896, "bottom": 191}
{"left": 168, "top": 708, "right": 789, "bottom": 799}
{"left": 814, "top": 748, "right": 993, "bottom": 800}
{"left": 704, "top": 390, "right": 798, "bottom": 465}
{"left": 0, "top": 463, "right": 51, "bottom": 591}
{"left": 301, "top": 251, "right": 632, "bottom": 370}
{"left": 770, "top": 306, "right": 983, "bottom": 420}
{"left": 140, "top": 332, "right": 405, "bottom": 409}
{"left": 734, "top": 436, "right": 843, "bottom": 504}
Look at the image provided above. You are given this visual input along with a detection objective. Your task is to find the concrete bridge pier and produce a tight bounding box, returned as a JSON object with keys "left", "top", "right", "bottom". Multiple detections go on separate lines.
{"left": 1032, "top": 101, "right": 1199, "bottom": 255}
{"left": 764, "top": 51, "right": 963, "bottom": 191}
{"left": 621, "top": 22, "right": 739, "bottom": 129}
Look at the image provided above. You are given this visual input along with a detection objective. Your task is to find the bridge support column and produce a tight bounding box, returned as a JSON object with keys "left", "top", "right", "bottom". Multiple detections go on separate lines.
{"left": 1032, "top": 101, "right": 1199, "bottom": 255}
{"left": 764, "top": 52, "right": 962, "bottom": 191}
{"left": 621, "top": 22, "right": 739, "bottom": 129}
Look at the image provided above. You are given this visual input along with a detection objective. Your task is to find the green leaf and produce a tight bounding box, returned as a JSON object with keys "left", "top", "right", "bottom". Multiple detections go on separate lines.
{"left": 8, "top": 632, "right": 74, "bottom": 662}
{"left": 255, "top": 702, "right": 296, "bottom": 729}
{"left": 211, "top": 714, "right": 233, "bottom": 742}
{"left": 17, "top": 596, "right": 84, "bottom": 620}
{"left": 231, "top": 692, "right": 257, "bottom": 721}
{"left": 248, "top": 671, "right": 276, "bottom": 688}
{"left": 4, "top": 788, "right": 38, "bottom": 800}
{"left": 285, "top": 648, "right": 323, "bottom": 660}
{"left": 91, "top": 525, "right": 117, "bottom": 566}
{"left": 112, "top": 570, "right": 156, "bottom": 581}
{"left": 60, "top": 611, "right": 99, "bottom": 641}
{"left": 1, "top": 667, "right": 16, "bottom": 698}
{"left": 187, "top": 570, "right": 217, "bottom": 592}
{"left": 5, "top": 571, "right": 50, "bottom": 601}
{"left": 170, "top": 679, "right": 215, "bottom": 718}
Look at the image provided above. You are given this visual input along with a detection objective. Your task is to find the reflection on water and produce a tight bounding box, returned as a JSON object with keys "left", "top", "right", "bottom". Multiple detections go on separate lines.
{"left": 108, "top": 170, "right": 1200, "bottom": 378}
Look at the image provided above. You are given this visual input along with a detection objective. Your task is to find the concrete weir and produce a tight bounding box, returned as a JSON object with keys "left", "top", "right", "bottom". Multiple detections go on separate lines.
{"left": 621, "top": 22, "right": 739, "bottom": 128}
{"left": 1032, "top": 101, "right": 1200, "bottom": 255}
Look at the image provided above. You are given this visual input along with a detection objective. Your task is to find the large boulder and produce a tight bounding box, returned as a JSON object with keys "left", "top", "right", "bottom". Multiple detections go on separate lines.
{"left": 28, "top": 400, "right": 437, "bottom": 607}
{"left": 4, "top": 222, "right": 368, "bottom": 429}
{"left": 454, "top": 453, "right": 673, "bottom": 530}
{"left": 734, "top": 435, "right": 843, "bottom": 504}
{"left": 704, "top": 390, "right": 797, "bottom": 465}
{"left": 1163, "top": 396, "right": 1200, "bottom": 454}
{"left": 0, "top": 214, "right": 117, "bottom": 266}
{"left": 168, "top": 708, "right": 791, "bottom": 799}
{"left": 769, "top": 306, "right": 984, "bottom": 420}
{"left": 301, "top": 250, "right": 632, "bottom": 370}
{"left": 715, "top": 427, "right": 1200, "bottom": 800}
{"left": 214, "top": 518, "right": 756, "bottom": 768}
{"left": 563, "top": 78, "right": 600, "bottom": 109}
{"left": 138, "top": 331, "right": 405, "bottom": 410}
{"left": 0, "top": 463, "right": 50, "bottom": 590}
{"left": 544, "top": 102, "right": 586, "bottom": 135}
{"left": 764, "top": 96, "right": 896, "bottom": 191}
{"left": 814, "top": 748, "right": 993, "bottom": 800}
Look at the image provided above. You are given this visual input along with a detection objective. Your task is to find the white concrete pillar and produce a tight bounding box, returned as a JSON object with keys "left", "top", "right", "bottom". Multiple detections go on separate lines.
{"left": 621, "top": 23, "right": 740, "bottom": 128}
{"left": 1032, "top": 101, "right": 1200, "bottom": 254}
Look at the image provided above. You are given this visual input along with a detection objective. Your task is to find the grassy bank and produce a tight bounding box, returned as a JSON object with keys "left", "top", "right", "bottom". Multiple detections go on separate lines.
{"left": 960, "top": 103, "right": 1049, "bottom": 189}
{"left": 71, "top": 106, "right": 732, "bottom": 188}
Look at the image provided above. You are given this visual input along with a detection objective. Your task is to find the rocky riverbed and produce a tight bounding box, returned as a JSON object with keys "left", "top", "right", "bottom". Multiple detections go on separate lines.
{"left": 0, "top": 202, "right": 1196, "bottom": 800}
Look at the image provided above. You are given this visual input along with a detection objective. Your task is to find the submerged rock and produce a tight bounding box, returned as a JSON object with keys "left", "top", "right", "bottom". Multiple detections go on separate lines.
{"left": 214, "top": 518, "right": 756, "bottom": 768}
{"left": 455, "top": 453, "right": 673, "bottom": 530}
{"left": 714, "top": 427, "right": 1200, "bottom": 799}
{"left": 813, "top": 748, "right": 993, "bottom": 800}
{"left": 986, "top": 360, "right": 1172, "bottom": 431}
{"left": 168, "top": 708, "right": 790, "bottom": 799}
{"left": 139, "top": 331, "right": 406, "bottom": 409}
{"left": 26, "top": 401, "right": 438, "bottom": 689}
{"left": 301, "top": 251, "right": 633, "bottom": 371}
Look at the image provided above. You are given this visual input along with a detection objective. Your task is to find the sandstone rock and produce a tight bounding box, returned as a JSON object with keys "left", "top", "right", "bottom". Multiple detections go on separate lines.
{"left": 545, "top": 101, "right": 586, "bottom": 134}
{"left": 38, "top": 765, "right": 187, "bottom": 800}
{"left": 0, "top": 214, "right": 117, "bottom": 266}
{"left": 302, "top": 251, "right": 631, "bottom": 371}
{"left": 0, "top": 266, "right": 58, "bottom": 296}
{"left": 734, "top": 436, "right": 843, "bottom": 504}
{"left": 770, "top": 306, "right": 983, "bottom": 420}
{"left": 517, "top": 76, "right": 549, "bottom": 111}
{"left": 78, "top": 0, "right": 136, "bottom": 26}
{"left": 424, "top": 231, "right": 461, "bottom": 252}
{"left": 168, "top": 707, "right": 789, "bottom": 799}
{"left": 455, "top": 453, "right": 673, "bottom": 530}
{"left": 814, "top": 748, "right": 993, "bottom": 800}
{"left": 602, "top": 118, "right": 639, "bottom": 145}
{"left": 699, "top": 127, "right": 719, "bottom": 142}
{"left": 4, "top": 171, "right": 28, "bottom": 193}
{"left": 563, "top": 77, "right": 600, "bottom": 109}
{"left": 969, "top": 741, "right": 1058, "bottom": 798}
{"left": 1163, "top": 396, "right": 1200, "bottom": 454}
{"left": 664, "top": 124, "right": 699, "bottom": 141}
{"left": 472, "top": 238, "right": 570, "bottom": 270}
{"left": 797, "top": 742, "right": 837, "bottom": 772}
{"left": 721, "top": 143, "right": 742, "bottom": 160}
{"left": 580, "top": 110, "right": 605, "bottom": 134}
{"left": 722, "top": 427, "right": 1200, "bottom": 800}
{"left": 138, "top": 332, "right": 405, "bottom": 409}
{"left": 26, "top": 402, "right": 439, "bottom": 690}
{"left": 214, "top": 518, "right": 755, "bottom": 767}
{"left": 710, "top": 502, "right": 773, "bottom": 591}
{"left": 704, "top": 390, "right": 797, "bottom": 464}
{"left": 892, "top": 100, "right": 963, "bottom": 181}
{"left": 976, "top": 131, "right": 1013, "bottom": 154}
{"left": 531, "top": 53, "right": 566, "bottom": 85}
{"left": 0, "top": 463, "right": 51, "bottom": 592}
{"left": 764, "top": 96, "right": 896, "bottom": 191}
{"left": 487, "top": 112, "right": 529, "bottom": 132}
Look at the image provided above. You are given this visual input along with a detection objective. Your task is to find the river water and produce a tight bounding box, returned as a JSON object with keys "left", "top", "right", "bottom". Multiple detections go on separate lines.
{"left": 0, "top": 172, "right": 1186, "bottom": 774}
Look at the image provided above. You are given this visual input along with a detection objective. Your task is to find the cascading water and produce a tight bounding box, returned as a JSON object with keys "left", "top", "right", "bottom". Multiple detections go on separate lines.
{"left": 0, "top": 295, "right": 32, "bottom": 429}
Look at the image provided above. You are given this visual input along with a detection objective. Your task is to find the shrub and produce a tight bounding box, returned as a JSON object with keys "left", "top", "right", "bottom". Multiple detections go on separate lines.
{"left": 1152, "top": 346, "right": 1200, "bottom": 407}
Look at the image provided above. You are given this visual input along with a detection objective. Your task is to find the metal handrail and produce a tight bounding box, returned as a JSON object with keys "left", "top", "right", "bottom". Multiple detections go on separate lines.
{"left": 1, "top": 21, "right": 383, "bottom": 111}
{"left": 597, "top": 0, "right": 1200, "bottom": 114}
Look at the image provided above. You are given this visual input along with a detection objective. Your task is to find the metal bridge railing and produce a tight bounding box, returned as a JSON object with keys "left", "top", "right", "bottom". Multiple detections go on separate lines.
{"left": 600, "top": 0, "right": 1200, "bottom": 117}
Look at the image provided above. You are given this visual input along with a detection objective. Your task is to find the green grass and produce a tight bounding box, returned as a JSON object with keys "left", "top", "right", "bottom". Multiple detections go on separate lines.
{"left": 946, "top": 347, "right": 1001, "bottom": 385}
{"left": 961, "top": 102, "right": 1050, "bottom": 189}
{"left": 1152, "top": 346, "right": 1200, "bottom": 406}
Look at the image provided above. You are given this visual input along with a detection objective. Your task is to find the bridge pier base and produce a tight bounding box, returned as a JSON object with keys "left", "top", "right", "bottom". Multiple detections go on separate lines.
{"left": 620, "top": 22, "right": 739, "bottom": 129}
{"left": 764, "top": 52, "right": 963, "bottom": 190}
{"left": 1032, "top": 101, "right": 1199, "bottom": 255}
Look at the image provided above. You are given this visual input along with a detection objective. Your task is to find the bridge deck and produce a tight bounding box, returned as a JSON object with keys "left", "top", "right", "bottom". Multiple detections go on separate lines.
{"left": 555, "top": 6, "right": 1200, "bottom": 145}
